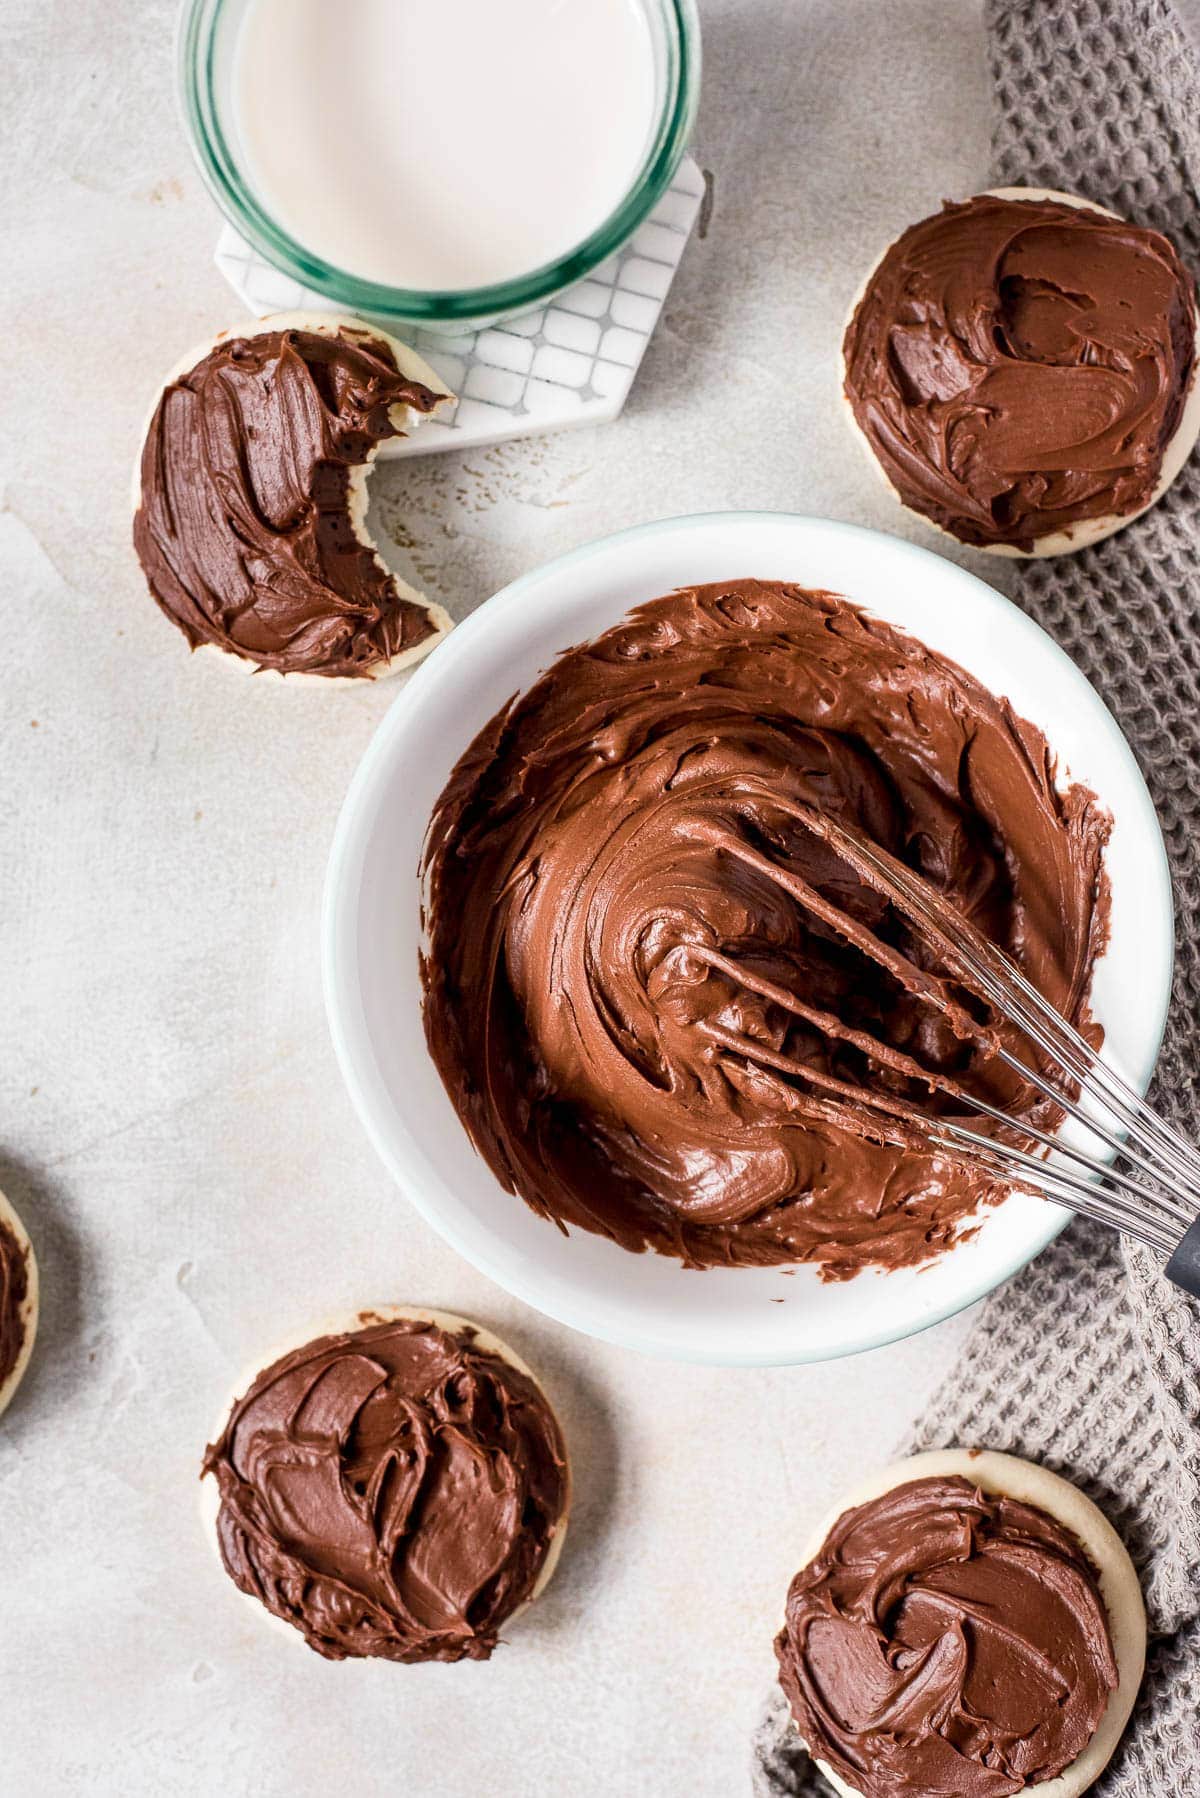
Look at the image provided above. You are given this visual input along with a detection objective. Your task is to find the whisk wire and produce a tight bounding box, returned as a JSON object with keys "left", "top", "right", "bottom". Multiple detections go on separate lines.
{"left": 806, "top": 806, "right": 1200, "bottom": 1186}
{"left": 696, "top": 799, "right": 1200, "bottom": 1287}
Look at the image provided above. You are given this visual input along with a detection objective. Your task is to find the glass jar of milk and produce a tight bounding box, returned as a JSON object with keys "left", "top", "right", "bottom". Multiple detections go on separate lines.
{"left": 179, "top": 0, "right": 700, "bottom": 329}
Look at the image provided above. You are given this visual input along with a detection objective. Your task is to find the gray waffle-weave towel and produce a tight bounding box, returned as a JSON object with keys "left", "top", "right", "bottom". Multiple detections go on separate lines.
{"left": 752, "top": 1, "right": 1200, "bottom": 1791}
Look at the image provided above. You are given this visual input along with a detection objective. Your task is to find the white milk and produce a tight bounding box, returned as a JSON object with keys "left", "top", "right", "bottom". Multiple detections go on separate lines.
{"left": 233, "top": 0, "right": 658, "bottom": 292}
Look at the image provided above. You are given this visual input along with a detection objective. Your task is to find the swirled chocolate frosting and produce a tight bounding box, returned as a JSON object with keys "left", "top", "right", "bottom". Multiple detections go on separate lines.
{"left": 0, "top": 1216, "right": 29, "bottom": 1389}
{"left": 133, "top": 326, "right": 442, "bottom": 677}
{"left": 843, "top": 194, "right": 1197, "bottom": 549}
{"left": 775, "top": 1474, "right": 1119, "bottom": 1796}
{"left": 420, "top": 580, "right": 1108, "bottom": 1275}
{"left": 202, "top": 1316, "right": 568, "bottom": 1663}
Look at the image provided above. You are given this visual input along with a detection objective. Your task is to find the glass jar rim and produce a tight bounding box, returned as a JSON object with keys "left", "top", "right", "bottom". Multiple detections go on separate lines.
{"left": 178, "top": 0, "right": 702, "bottom": 326}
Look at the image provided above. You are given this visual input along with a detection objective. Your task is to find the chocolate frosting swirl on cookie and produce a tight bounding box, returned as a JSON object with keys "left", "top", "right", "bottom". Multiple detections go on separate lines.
{"left": 202, "top": 1316, "right": 568, "bottom": 1663}
{"left": 775, "top": 1474, "right": 1119, "bottom": 1797}
{"left": 421, "top": 580, "right": 1108, "bottom": 1275}
{"left": 843, "top": 194, "right": 1196, "bottom": 549}
{"left": 0, "top": 1215, "right": 29, "bottom": 1389}
{"left": 134, "top": 327, "right": 442, "bottom": 677}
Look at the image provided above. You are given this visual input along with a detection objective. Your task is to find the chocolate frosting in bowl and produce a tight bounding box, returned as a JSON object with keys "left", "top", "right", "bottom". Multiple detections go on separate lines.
{"left": 774, "top": 1474, "right": 1118, "bottom": 1797}
{"left": 202, "top": 1315, "right": 568, "bottom": 1663}
{"left": 843, "top": 193, "right": 1197, "bottom": 550}
{"left": 420, "top": 579, "right": 1109, "bottom": 1276}
{"left": 133, "top": 326, "right": 443, "bottom": 678}
{"left": 0, "top": 1215, "right": 29, "bottom": 1390}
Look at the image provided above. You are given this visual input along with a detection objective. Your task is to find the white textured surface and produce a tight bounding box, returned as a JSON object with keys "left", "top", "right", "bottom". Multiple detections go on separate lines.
{"left": 1, "top": 2, "right": 1015, "bottom": 1793}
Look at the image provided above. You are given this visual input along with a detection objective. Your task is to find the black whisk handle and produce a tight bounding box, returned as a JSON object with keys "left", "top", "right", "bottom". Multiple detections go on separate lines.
{"left": 1165, "top": 1214, "right": 1200, "bottom": 1298}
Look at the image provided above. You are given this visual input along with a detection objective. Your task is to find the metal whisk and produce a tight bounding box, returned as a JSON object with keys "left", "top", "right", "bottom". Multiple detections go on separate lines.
{"left": 700, "top": 800, "right": 1200, "bottom": 1297}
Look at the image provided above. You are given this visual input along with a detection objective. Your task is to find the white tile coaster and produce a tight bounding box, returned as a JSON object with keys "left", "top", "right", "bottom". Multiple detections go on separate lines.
{"left": 213, "top": 157, "right": 705, "bottom": 457}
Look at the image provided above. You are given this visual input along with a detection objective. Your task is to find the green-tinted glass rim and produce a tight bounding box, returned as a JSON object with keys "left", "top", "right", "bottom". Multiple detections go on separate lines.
{"left": 178, "top": 0, "right": 701, "bottom": 325}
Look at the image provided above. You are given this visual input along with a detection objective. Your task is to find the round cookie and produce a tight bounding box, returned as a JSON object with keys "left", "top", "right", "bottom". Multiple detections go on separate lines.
{"left": 200, "top": 1307, "right": 570, "bottom": 1662}
{"left": 778, "top": 1448, "right": 1145, "bottom": 1798}
{"left": 132, "top": 313, "right": 455, "bottom": 684}
{"left": 0, "top": 1186, "right": 38, "bottom": 1421}
{"left": 842, "top": 188, "right": 1200, "bottom": 557}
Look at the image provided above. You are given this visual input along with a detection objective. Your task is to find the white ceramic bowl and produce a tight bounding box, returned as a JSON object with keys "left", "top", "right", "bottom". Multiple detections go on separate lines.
{"left": 322, "top": 513, "right": 1173, "bottom": 1365}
